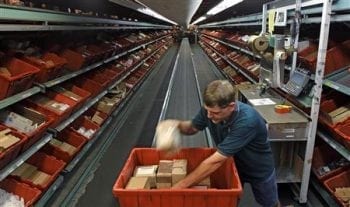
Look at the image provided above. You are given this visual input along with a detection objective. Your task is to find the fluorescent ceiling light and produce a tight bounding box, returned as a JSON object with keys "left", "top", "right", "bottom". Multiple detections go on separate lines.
{"left": 207, "top": 0, "right": 243, "bottom": 15}
{"left": 192, "top": 16, "right": 207, "bottom": 25}
{"left": 137, "top": 7, "right": 178, "bottom": 25}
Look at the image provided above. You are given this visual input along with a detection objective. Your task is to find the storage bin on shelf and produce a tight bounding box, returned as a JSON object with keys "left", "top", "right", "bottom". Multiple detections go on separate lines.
{"left": 83, "top": 108, "right": 109, "bottom": 126}
{"left": 334, "top": 122, "right": 350, "bottom": 150}
{"left": 21, "top": 52, "right": 66, "bottom": 83}
{"left": 0, "top": 105, "right": 54, "bottom": 152}
{"left": 74, "top": 78, "right": 104, "bottom": 97}
{"left": 312, "top": 144, "right": 350, "bottom": 181}
{"left": 0, "top": 125, "right": 28, "bottom": 169}
{"left": 10, "top": 152, "right": 65, "bottom": 191}
{"left": 86, "top": 72, "right": 113, "bottom": 89}
{"left": 0, "top": 178, "right": 42, "bottom": 207}
{"left": 113, "top": 148, "right": 242, "bottom": 207}
{"left": 53, "top": 83, "right": 92, "bottom": 111}
{"left": 60, "top": 48, "right": 91, "bottom": 71}
{"left": 70, "top": 116, "right": 100, "bottom": 140}
{"left": 298, "top": 44, "right": 350, "bottom": 75}
{"left": 0, "top": 57, "right": 40, "bottom": 100}
{"left": 324, "top": 169, "right": 350, "bottom": 207}
{"left": 40, "top": 129, "right": 87, "bottom": 164}
{"left": 28, "top": 91, "right": 78, "bottom": 126}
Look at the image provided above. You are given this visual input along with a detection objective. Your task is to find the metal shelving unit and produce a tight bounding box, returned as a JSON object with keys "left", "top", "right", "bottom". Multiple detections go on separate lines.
{"left": 0, "top": 39, "right": 168, "bottom": 182}
{"left": 199, "top": 40, "right": 258, "bottom": 83}
{"left": 0, "top": 4, "right": 171, "bottom": 31}
{"left": 0, "top": 34, "right": 170, "bottom": 110}
{"left": 197, "top": 0, "right": 349, "bottom": 204}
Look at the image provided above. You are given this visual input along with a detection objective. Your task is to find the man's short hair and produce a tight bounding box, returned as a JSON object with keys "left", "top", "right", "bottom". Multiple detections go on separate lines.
{"left": 203, "top": 80, "right": 236, "bottom": 108}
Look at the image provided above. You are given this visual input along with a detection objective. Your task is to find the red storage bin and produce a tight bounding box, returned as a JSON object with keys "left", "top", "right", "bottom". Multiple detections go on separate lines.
{"left": 86, "top": 73, "right": 113, "bottom": 88}
{"left": 312, "top": 144, "right": 350, "bottom": 181}
{"left": 60, "top": 49, "right": 89, "bottom": 71}
{"left": 0, "top": 125, "right": 28, "bottom": 169}
{"left": 11, "top": 152, "right": 65, "bottom": 191}
{"left": 0, "top": 178, "right": 42, "bottom": 207}
{"left": 0, "top": 105, "right": 54, "bottom": 152}
{"left": 70, "top": 116, "right": 100, "bottom": 140}
{"left": 41, "top": 129, "right": 87, "bottom": 163}
{"left": 83, "top": 108, "right": 109, "bottom": 126}
{"left": 113, "top": 148, "right": 242, "bottom": 207}
{"left": 334, "top": 122, "right": 350, "bottom": 150}
{"left": 74, "top": 78, "right": 104, "bottom": 97}
{"left": 29, "top": 91, "right": 77, "bottom": 125}
{"left": 324, "top": 169, "right": 350, "bottom": 207}
{"left": 0, "top": 58, "right": 40, "bottom": 100}
{"left": 55, "top": 83, "right": 91, "bottom": 110}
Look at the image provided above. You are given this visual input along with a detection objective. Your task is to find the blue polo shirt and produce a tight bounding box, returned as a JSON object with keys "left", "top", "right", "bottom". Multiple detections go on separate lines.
{"left": 192, "top": 101, "right": 275, "bottom": 182}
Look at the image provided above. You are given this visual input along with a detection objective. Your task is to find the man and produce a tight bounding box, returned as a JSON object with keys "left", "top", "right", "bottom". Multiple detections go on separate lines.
{"left": 165, "top": 80, "right": 279, "bottom": 207}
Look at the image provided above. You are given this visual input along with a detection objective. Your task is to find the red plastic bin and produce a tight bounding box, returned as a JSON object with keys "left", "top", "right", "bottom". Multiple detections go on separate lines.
{"left": 0, "top": 58, "right": 40, "bottom": 100}
{"left": 312, "top": 144, "right": 350, "bottom": 181}
{"left": 324, "top": 169, "right": 350, "bottom": 207}
{"left": 0, "top": 105, "right": 54, "bottom": 152}
{"left": 29, "top": 91, "right": 77, "bottom": 126}
{"left": 41, "top": 129, "right": 87, "bottom": 163}
{"left": 83, "top": 108, "right": 109, "bottom": 126}
{"left": 0, "top": 125, "right": 28, "bottom": 170}
{"left": 74, "top": 78, "right": 104, "bottom": 97}
{"left": 55, "top": 83, "right": 91, "bottom": 110}
{"left": 0, "top": 178, "right": 42, "bottom": 207}
{"left": 113, "top": 148, "right": 242, "bottom": 207}
{"left": 70, "top": 116, "right": 100, "bottom": 140}
{"left": 334, "top": 122, "right": 350, "bottom": 150}
{"left": 11, "top": 152, "right": 65, "bottom": 191}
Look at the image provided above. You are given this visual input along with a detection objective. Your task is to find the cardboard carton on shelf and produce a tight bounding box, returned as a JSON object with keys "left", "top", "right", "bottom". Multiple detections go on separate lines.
{"left": 0, "top": 128, "right": 20, "bottom": 151}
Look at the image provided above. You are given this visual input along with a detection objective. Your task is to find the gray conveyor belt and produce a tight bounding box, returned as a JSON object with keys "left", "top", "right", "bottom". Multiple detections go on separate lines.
{"left": 162, "top": 38, "right": 207, "bottom": 147}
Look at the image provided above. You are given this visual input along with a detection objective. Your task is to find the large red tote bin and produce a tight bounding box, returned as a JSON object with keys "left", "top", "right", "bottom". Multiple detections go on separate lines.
{"left": 113, "top": 148, "right": 242, "bottom": 207}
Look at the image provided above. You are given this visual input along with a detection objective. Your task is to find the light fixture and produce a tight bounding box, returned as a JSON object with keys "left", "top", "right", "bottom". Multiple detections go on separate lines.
{"left": 207, "top": 0, "right": 243, "bottom": 15}
{"left": 192, "top": 16, "right": 207, "bottom": 25}
{"left": 137, "top": 7, "right": 178, "bottom": 25}
{"left": 191, "top": 0, "right": 243, "bottom": 25}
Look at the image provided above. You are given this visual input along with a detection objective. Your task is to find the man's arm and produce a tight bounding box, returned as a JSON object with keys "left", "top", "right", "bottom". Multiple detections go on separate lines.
{"left": 178, "top": 120, "right": 199, "bottom": 135}
{"left": 172, "top": 151, "right": 228, "bottom": 189}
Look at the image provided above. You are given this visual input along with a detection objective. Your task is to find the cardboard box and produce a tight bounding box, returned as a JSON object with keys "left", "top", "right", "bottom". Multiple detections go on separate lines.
{"left": 172, "top": 159, "right": 187, "bottom": 186}
{"left": 134, "top": 165, "right": 158, "bottom": 188}
{"left": 197, "top": 176, "right": 211, "bottom": 188}
{"left": 91, "top": 111, "right": 104, "bottom": 125}
{"left": 29, "top": 170, "right": 51, "bottom": 186}
{"left": 126, "top": 177, "right": 150, "bottom": 189}
{"left": 156, "top": 160, "right": 173, "bottom": 188}
{"left": 0, "top": 67, "right": 11, "bottom": 77}
{"left": 0, "top": 134, "right": 20, "bottom": 151}
{"left": 327, "top": 105, "right": 350, "bottom": 125}
{"left": 11, "top": 163, "right": 37, "bottom": 179}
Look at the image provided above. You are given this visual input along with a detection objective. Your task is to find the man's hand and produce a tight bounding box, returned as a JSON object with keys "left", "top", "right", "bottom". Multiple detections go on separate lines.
{"left": 155, "top": 119, "right": 181, "bottom": 152}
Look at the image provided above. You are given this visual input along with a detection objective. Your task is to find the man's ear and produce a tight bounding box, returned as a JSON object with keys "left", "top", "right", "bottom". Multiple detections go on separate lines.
{"left": 227, "top": 102, "right": 235, "bottom": 111}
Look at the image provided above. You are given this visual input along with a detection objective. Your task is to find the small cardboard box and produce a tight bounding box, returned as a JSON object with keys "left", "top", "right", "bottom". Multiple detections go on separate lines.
{"left": 197, "top": 176, "right": 211, "bottom": 188}
{"left": 327, "top": 105, "right": 350, "bottom": 125}
{"left": 134, "top": 165, "right": 158, "bottom": 188}
{"left": 11, "top": 163, "right": 37, "bottom": 179}
{"left": 172, "top": 159, "right": 187, "bottom": 186}
{"left": 126, "top": 177, "right": 150, "bottom": 189}
{"left": 29, "top": 170, "right": 51, "bottom": 186}
{"left": 91, "top": 111, "right": 104, "bottom": 125}
{"left": 156, "top": 160, "right": 173, "bottom": 188}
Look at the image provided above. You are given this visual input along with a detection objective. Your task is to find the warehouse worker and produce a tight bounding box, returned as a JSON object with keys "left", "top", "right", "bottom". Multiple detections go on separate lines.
{"left": 167, "top": 80, "right": 279, "bottom": 207}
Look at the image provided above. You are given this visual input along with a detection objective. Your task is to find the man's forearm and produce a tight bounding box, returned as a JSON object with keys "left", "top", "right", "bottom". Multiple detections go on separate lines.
{"left": 172, "top": 158, "right": 223, "bottom": 188}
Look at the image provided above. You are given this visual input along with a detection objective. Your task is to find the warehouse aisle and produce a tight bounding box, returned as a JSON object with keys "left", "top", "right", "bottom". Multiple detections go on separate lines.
{"left": 46, "top": 45, "right": 179, "bottom": 207}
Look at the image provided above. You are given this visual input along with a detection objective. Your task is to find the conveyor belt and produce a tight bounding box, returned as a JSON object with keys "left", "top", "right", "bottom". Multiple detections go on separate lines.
{"left": 160, "top": 38, "right": 207, "bottom": 147}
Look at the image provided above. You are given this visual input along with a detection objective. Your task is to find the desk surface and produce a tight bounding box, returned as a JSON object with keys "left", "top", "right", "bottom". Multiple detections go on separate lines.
{"left": 237, "top": 84, "right": 309, "bottom": 124}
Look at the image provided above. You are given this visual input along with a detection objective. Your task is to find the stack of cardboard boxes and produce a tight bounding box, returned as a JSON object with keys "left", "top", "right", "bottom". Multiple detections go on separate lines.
{"left": 11, "top": 163, "right": 51, "bottom": 187}
{"left": 125, "top": 159, "right": 211, "bottom": 190}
